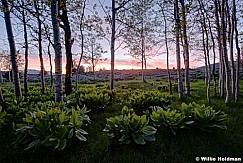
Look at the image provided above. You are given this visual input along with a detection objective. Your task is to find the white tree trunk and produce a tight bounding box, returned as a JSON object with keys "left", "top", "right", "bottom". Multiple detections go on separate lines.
{"left": 51, "top": 0, "right": 63, "bottom": 102}
{"left": 233, "top": 0, "right": 241, "bottom": 102}
{"left": 180, "top": 0, "right": 190, "bottom": 96}
{"left": 221, "top": 0, "right": 231, "bottom": 104}
{"left": 174, "top": 0, "right": 183, "bottom": 99}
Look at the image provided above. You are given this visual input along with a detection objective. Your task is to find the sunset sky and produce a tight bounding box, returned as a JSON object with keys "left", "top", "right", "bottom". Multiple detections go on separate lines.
{"left": 0, "top": 8, "right": 204, "bottom": 73}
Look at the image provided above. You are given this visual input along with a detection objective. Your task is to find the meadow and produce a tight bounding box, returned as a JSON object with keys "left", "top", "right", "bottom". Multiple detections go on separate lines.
{"left": 0, "top": 79, "right": 243, "bottom": 163}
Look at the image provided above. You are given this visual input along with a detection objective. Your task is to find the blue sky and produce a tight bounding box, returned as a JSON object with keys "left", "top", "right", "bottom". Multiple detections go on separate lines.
{"left": 0, "top": 1, "right": 207, "bottom": 72}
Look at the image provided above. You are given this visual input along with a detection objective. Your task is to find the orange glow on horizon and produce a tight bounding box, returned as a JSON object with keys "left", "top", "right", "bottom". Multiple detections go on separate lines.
{"left": 25, "top": 55, "right": 202, "bottom": 73}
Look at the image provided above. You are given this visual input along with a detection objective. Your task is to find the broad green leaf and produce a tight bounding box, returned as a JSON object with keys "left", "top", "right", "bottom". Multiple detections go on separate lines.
{"left": 24, "top": 140, "right": 41, "bottom": 151}
{"left": 42, "top": 137, "right": 56, "bottom": 147}
{"left": 210, "top": 124, "right": 227, "bottom": 130}
{"left": 118, "top": 135, "right": 130, "bottom": 142}
{"left": 59, "top": 112, "right": 65, "bottom": 124}
{"left": 70, "top": 109, "right": 78, "bottom": 125}
{"left": 56, "top": 125, "right": 68, "bottom": 139}
{"left": 75, "top": 131, "right": 87, "bottom": 141}
{"left": 129, "top": 116, "right": 139, "bottom": 130}
{"left": 185, "top": 121, "right": 194, "bottom": 125}
{"left": 57, "top": 139, "right": 67, "bottom": 151}
{"left": 16, "top": 123, "right": 27, "bottom": 129}
{"left": 0, "top": 110, "right": 7, "bottom": 119}
{"left": 133, "top": 134, "right": 145, "bottom": 145}
{"left": 143, "top": 135, "right": 156, "bottom": 142}
{"left": 76, "top": 128, "right": 88, "bottom": 135}
{"left": 68, "top": 128, "right": 74, "bottom": 139}
{"left": 34, "top": 119, "right": 43, "bottom": 129}
{"left": 29, "top": 130, "right": 41, "bottom": 137}
{"left": 141, "top": 126, "right": 157, "bottom": 135}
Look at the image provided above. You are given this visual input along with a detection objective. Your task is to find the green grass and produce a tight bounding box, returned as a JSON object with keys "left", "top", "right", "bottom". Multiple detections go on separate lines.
{"left": 0, "top": 79, "right": 243, "bottom": 163}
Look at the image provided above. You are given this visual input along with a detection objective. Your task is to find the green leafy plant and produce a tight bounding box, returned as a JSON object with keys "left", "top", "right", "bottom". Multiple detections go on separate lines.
{"left": 14, "top": 103, "right": 90, "bottom": 151}
{"left": 193, "top": 106, "right": 227, "bottom": 131}
{"left": 66, "top": 87, "right": 111, "bottom": 111}
{"left": 178, "top": 102, "right": 227, "bottom": 131}
{"left": 103, "top": 115, "right": 121, "bottom": 139}
{"left": 104, "top": 111, "right": 157, "bottom": 145}
{"left": 177, "top": 102, "right": 195, "bottom": 129}
{"left": 151, "top": 103, "right": 228, "bottom": 134}
{"left": 125, "top": 90, "right": 171, "bottom": 114}
{"left": 151, "top": 106, "right": 185, "bottom": 135}
{"left": 79, "top": 91, "right": 110, "bottom": 111}
{"left": 121, "top": 106, "right": 134, "bottom": 115}
{"left": 0, "top": 106, "right": 7, "bottom": 128}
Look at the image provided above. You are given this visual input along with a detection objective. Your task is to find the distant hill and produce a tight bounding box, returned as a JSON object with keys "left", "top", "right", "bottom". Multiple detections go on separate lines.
{"left": 195, "top": 63, "right": 220, "bottom": 71}
{"left": 195, "top": 62, "right": 242, "bottom": 71}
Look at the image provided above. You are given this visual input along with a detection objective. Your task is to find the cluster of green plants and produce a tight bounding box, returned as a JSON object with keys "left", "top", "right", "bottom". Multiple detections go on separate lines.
{"left": 1, "top": 98, "right": 30, "bottom": 128}
{"left": 103, "top": 106, "right": 157, "bottom": 145}
{"left": 0, "top": 106, "right": 7, "bottom": 128}
{"left": 1, "top": 86, "right": 110, "bottom": 129}
{"left": 151, "top": 102, "right": 228, "bottom": 135}
{"left": 122, "top": 90, "right": 171, "bottom": 113}
{"left": 14, "top": 102, "right": 90, "bottom": 151}
{"left": 65, "top": 86, "right": 112, "bottom": 111}
{"left": 104, "top": 102, "right": 228, "bottom": 145}
{"left": 0, "top": 89, "right": 55, "bottom": 128}
{"left": 0, "top": 83, "right": 229, "bottom": 154}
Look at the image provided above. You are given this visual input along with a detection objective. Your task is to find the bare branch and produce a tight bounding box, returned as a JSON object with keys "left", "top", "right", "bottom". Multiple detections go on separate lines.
{"left": 115, "top": 0, "right": 132, "bottom": 11}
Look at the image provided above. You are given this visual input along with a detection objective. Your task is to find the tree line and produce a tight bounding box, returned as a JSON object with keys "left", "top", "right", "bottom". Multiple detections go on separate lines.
{"left": 0, "top": 0, "right": 242, "bottom": 104}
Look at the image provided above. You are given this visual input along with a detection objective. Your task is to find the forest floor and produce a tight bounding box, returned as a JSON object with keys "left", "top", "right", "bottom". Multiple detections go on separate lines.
{"left": 0, "top": 79, "right": 243, "bottom": 163}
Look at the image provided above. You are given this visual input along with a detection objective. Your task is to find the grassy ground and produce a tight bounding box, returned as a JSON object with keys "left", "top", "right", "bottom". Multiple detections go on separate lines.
{"left": 0, "top": 79, "right": 243, "bottom": 163}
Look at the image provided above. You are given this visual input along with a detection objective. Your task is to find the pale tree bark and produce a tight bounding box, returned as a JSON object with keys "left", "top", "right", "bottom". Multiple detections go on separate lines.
{"left": 204, "top": 23, "right": 212, "bottom": 103}
{"left": 226, "top": 1, "right": 235, "bottom": 97}
{"left": 47, "top": 42, "right": 53, "bottom": 90}
{"left": 241, "top": 47, "right": 243, "bottom": 68}
{"left": 141, "top": 19, "right": 146, "bottom": 83}
{"left": 141, "top": 6, "right": 147, "bottom": 83}
{"left": 198, "top": 0, "right": 211, "bottom": 102}
{"left": 91, "top": 45, "right": 96, "bottom": 81}
{"left": 0, "top": 67, "right": 3, "bottom": 83}
{"left": 233, "top": 0, "right": 241, "bottom": 102}
{"left": 75, "top": 0, "right": 86, "bottom": 92}
{"left": 8, "top": 65, "right": 11, "bottom": 82}
{"left": 161, "top": 7, "right": 172, "bottom": 94}
{"left": 220, "top": 54, "right": 225, "bottom": 97}
{"left": 180, "top": 0, "right": 190, "bottom": 96}
{"left": 110, "top": 0, "right": 132, "bottom": 90}
{"left": 174, "top": 0, "right": 183, "bottom": 99}
{"left": 51, "top": 0, "right": 62, "bottom": 102}
{"left": 221, "top": 0, "right": 231, "bottom": 104}
{"left": 2, "top": 0, "right": 22, "bottom": 98}
{"left": 0, "top": 87, "right": 3, "bottom": 102}
{"left": 42, "top": 19, "right": 54, "bottom": 91}
{"left": 143, "top": 52, "right": 147, "bottom": 82}
{"left": 201, "top": 22, "right": 211, "bottom": 102}
{"left": 206, "top": 12, "right": 217, "bottom": 97}
{"left": 214, "top": 0, "right": 224, "bottom": 97}
{"left": 34, "top": 0, "right": 45, "bottom": 95}
{"left": 199, "top": 0, "right": 217, "bottom": 96}
{"left": 144, "top": 56, "right": 147, "bottom": 81}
